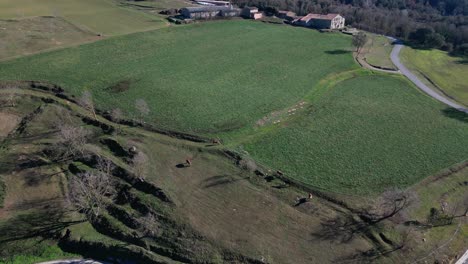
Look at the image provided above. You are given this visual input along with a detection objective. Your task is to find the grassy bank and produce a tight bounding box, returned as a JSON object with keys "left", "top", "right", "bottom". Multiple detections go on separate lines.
{"left": 361, "top": 33, "right": 396, "bottom": 70}
{"left": 400, "top": 47, "right": 468, "bottom": 106}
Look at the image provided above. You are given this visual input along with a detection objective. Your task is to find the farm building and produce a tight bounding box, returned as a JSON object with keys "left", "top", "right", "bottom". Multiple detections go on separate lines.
{"left": 277, "top": 10, "right": 296, "bottom": 21}
{"left": 180, "top": 6, "right": 241, "bottom": 19}
{"left": 241, "top": 6, "right": 258, "bottom": 17}
{"left": 252, "top": 12, "right": 263, "bottom": 19}
{"left": 293, "top": 13, "right": 345, "bottom": 29}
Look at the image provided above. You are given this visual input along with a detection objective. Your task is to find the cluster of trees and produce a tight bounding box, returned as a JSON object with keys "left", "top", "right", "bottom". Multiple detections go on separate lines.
{"left": 234, "top": 0, "right": 468, "bottom": 55}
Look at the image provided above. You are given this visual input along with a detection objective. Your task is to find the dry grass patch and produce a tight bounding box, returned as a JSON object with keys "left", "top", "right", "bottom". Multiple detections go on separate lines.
{"left": 0, "top": 16, "right": 97, "bottom": 60}
{"left": 0, "top": 112, "right": 20, "bottom": 138}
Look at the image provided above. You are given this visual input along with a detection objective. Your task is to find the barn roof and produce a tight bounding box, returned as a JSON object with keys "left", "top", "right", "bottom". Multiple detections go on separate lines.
{"left": 278, "top": 10, "right": 296, "bottom": 15}
{"left": 182, "top": 6, "right": 240, "bottom": 13}
{"left": 300, "top": 13, "right": 340, "bottom": 22}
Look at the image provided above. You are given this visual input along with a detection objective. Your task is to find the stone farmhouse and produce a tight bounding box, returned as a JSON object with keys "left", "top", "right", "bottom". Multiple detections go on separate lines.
{"left": 180, "top": 6, "right": 241, "bottom": 19}
{"left": 293, "top": 13, "right": 345, "bottom": 29}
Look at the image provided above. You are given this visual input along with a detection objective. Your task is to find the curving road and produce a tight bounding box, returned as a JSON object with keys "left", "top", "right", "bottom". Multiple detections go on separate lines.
{"left": 36, "top": 259, "right": 108, "bottom": 264}
{"left": 389, "top": 41, "right": 468, "bottom": 113}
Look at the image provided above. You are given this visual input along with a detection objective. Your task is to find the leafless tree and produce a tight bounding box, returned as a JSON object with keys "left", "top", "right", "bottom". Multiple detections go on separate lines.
{"left": 352, "top": 32, "right": 368, "bottom": 55}
{"left": 138, "top": 212, "right": 158, "bottom": 238}
{"left": 361, "top": 188, "right": 417, "bottom": 223}
{"left": 67, "top": 171, "right": 115, "bottom": 220}
{"left": 132, "top": 151, "right": 148, "bottom": 181}
{"left": 55, "top": 123, "right": 90, "bottom": 160}
{"left": 110, "top": 108, "right": 123, "bottom": 122}
{"left": 96, "top": 156, "right": 115, "bottom": 177}
{"left": 4, "top": 93, "right": 17, "bottom": 107}
{"left": 239, "top": 158, "right": 257, "bottom": 172}
{"left": 77, "top": 91, "right": 97, "bottom": 120}
{"left": 135, "top": 99, "right": 150, "bottom": 122}
{"left": 110, "top": 108, "right": 123, "bottom": 132}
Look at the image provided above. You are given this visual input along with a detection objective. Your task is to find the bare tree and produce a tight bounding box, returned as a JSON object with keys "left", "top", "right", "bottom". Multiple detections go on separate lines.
{"left": 4, "top": 93, "right": 16, "bottom": 107}
{"left": 138, "top": 212, "right": 158, "bottom": 238}
{"left": 132, "top": 151, "right": 148, "bottom": 181}
{"left": 110, "top": 108, "right": 123, "bottom": 132}
{"left": 361, "top": 188, "right": 417, "bottom": 223}
{"left": 239, "top": 158, "right": 257, "bottom": 172}
{"left": 77, "top": 91, "right": 97, "bottom": 120}
{"left": 352, "top": 32, "right": 367, "bottom": 55}
{"left": 96, "top": 156, "right": 115, "bottom": 177}
{"left": 67, "top": 171, "right": 115, "bottom": 220}
{"left": 135, "top": 99, "right": 150, "bottom": 123}
{"left": 55, "top": 123, "right": 90, "bottom": 160}
{"left": 111, "top": 108, "right": 123, "bottom": 122}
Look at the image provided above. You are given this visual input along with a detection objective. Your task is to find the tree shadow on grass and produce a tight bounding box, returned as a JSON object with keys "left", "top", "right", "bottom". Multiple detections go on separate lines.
{"left": 325, "top": 49, "right": 351, "bottom": 55}
{"left": 202, "top": 174, "right": 246, "bottom": 189}
{"left": 441, "top": 108, "right": 468, "bottom": 123}
{"left": 310, "top": 213, "right": 369, "bottom": 244}
{"left": 0, "top": 207, "right": 85, "bottom": 244}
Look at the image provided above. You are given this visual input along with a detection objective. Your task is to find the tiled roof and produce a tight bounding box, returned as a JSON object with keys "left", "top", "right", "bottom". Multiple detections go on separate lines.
{"left": 300, "top": 13, "right": 340, "bottom": 21}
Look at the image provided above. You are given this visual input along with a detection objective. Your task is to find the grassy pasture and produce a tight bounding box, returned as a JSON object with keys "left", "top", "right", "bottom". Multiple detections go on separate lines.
{"left": 0, "top": 17, "right": 97, "bottom": 60}
{"left": 243, "top": 74, "right": 468, "bottom": 194}
{"left": 0, "top": 0, "right": 166, "bottom": 36}
{"left": 0, "top": 20, "right": 355, "bottom": 135}
{"left": 361, "top": 33, "right": 396, "bottom": 70}
{"left": 120, "top": 0, "right": 197, "bottom": 12}
{"left": 401, "top": 47, "right": 468, "bottom": 106}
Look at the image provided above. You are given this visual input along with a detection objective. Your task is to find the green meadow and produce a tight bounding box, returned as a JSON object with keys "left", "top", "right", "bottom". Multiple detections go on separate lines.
{"left": 0, "top": 20, "right": 355, "bottom": 135}
{"left": 401, "top": 47, "right": 468, "bottom": 106}
{"left": 1, "top": 20, "right": 467, "bottom": 193}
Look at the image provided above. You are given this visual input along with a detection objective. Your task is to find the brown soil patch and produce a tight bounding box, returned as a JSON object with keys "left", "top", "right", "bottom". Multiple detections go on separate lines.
{"left": 0, "top": 112, "right": 20, "bottom": 138}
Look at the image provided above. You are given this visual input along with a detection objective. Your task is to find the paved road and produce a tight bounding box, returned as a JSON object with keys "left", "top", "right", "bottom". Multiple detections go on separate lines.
{"left": 455, "top": 250, "right": 468, "bottom": 264}
{"left": 36, "top": 259, "right": 108, "bottom": 264}
{"left": 390, "top": 42, "right": 468, "bottom": 113}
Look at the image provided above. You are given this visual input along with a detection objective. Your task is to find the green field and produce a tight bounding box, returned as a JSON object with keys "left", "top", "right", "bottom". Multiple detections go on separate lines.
{"left": 243, "top": 74, "right": 468, "bottom": 193}
{"left": 0, "top": 20, "right": 355, "bottom": 135}
{"left": 0, "top": 0, "right": 165, "bottom": 36}
{"left": 1, "top": 20, "right": 468, "bottom": 194}
{"left": 401, "top": 47, "right": 468, "bottom": 106}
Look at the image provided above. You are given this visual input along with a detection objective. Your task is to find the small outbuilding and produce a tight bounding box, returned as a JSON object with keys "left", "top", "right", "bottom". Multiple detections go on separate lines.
{"left": 241, "top": 6, "right": 258, "bottom": 18}
{"left": 277, "top": 10, "right": 296, "bottom": 21}
{"left": 180, "top": 6, "right": 241, "bottom": 19}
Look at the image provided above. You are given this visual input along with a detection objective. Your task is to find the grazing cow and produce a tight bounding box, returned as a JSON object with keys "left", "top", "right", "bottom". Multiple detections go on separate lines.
{"left": 308, "top": 193, "right": 313, "bottom": 199}
{"left": 276, "top": 170, "right": 284, "bottom": 176}
{"left": 185, "top": 158, "right": 192, "bottom": 167}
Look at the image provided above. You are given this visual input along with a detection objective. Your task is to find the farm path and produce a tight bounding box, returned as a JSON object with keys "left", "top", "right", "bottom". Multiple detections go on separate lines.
{"left": 390, "top": 42, "right": 468, "bottom": 113}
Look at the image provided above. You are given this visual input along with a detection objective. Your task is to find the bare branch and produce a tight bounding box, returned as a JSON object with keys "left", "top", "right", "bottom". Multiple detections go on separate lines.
{"left": 135, "top": 99, "right": 150, "bottom": 122}
{"left": 77, "top": 91, "right": 97, "bottom": 120}
{"left": 54, "top": 123, "right": 90, "bottom": 160}
{"left": 132, "top": 151, "right": 148, "bottom": 181}
{"left": 67, "top": 171, "right": 115, "bottom": 220}
{"left": 138, "top": 212, "right": 158, "bottom": 238}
